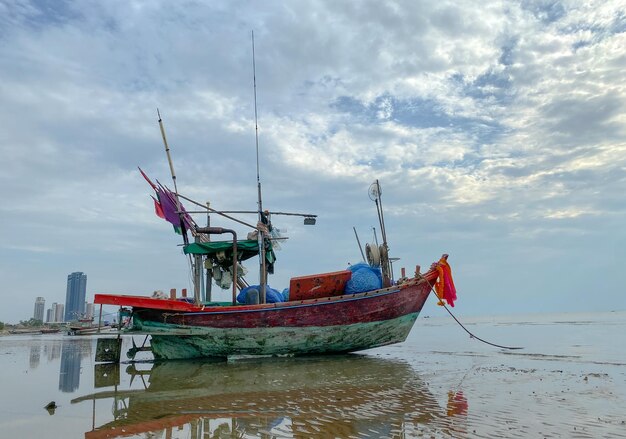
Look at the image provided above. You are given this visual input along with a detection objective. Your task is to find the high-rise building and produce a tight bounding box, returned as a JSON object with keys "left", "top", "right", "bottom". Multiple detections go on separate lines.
{"left": 65, "top": 272, "right": 87, "bottom": 322}
{"left": 46, "top": 308, "right": 54, "bottom": 323}
{"left": 54, "top": 303, "right": 65, "bottom": 323}
{"left": 85, "top": 303, "right": 95, "bottom": 320}
{"left": 33, "top": 297, "right": 45, "bottom": 322}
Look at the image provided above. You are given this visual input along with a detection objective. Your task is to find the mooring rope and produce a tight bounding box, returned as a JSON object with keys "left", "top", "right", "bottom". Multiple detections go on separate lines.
{"left": 422, "top": 278, "right": 524, "bottom": 350}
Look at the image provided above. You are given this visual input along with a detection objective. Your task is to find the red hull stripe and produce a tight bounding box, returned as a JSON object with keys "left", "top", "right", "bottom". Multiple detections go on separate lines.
{"left": 135, "top": 282, "right": 431, "bottom": 329}
{"left": 174, "top": 289, "right": 400, "bottom": 316}
{"left": 96, "top": 271, "right": 437, "bottom": 329}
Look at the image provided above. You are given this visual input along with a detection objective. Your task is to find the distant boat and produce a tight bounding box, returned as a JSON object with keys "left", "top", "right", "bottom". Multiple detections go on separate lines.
{"left": 67, "top": 320, "right": 111, "bottom": 336}
{"left": 40, "top": 328, "right": 61, "bottom": 334}
{"left": 8, "top": 328, "right": 41, "bottom": 335}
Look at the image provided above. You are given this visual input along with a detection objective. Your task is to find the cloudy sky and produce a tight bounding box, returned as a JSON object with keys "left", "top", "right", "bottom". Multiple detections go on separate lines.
{"left": 0, "top": 0, "right": 624, "bottom": 323}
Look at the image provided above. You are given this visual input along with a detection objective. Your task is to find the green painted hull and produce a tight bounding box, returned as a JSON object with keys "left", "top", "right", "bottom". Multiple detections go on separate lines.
{"left": 143, "top": 313, "right": 420, "bottom": 360}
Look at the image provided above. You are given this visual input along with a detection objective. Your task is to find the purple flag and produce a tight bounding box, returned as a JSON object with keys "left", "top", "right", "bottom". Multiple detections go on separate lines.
{"left": 156, "top": 182, "right": 194, "bottom": 231}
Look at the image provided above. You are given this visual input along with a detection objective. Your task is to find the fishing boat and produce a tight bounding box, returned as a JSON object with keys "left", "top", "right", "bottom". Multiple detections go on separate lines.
{"left": 93, "top": 64, "right": 457, "bottom": 361}
{"left": 94, "top": 173, "right": 456, "bottom": 360}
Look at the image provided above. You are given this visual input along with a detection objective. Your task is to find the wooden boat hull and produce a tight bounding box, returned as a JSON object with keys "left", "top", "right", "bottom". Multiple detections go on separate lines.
{"left": 145, "top": 312, "right": 418, "bottom": 359}
{"left": 67, "top": 325, "right": 111, "bottom": 336}
{"left": 96, "top": 270, "right": 436, "bottom": 360}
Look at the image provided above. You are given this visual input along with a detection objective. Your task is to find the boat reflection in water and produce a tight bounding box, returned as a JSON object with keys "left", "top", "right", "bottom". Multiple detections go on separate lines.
{"left": 73, "top": 354, "right": 468, "bottom": 438}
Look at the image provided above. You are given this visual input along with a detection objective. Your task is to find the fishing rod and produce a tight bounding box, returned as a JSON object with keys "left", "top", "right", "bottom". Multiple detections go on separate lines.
{"left": 252, "top": 30, "right": 267, "bottom": 304}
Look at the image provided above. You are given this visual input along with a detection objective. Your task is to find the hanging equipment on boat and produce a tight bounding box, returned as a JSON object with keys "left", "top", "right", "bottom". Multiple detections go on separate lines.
{"left": 196, "top": 226, "right": 239, "bottom": 305}
{"left": 365, "top": 242, "right": 380, "bottom": 266}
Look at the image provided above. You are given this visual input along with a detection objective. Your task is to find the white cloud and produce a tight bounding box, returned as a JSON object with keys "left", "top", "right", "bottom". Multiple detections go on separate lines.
{"left": 0, "top": 0, "right": 625, "bottom": 322}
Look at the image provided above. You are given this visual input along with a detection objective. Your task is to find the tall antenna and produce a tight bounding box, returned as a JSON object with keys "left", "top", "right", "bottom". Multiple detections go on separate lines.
{"left": 252, "top": 31, "right": 262, "bottom": 214}
{"left": 252, "top": 30, "right": 267, "bottom": 303}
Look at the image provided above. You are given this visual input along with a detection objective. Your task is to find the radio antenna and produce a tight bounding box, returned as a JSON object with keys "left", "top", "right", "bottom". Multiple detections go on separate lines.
{"left": 252, "top": 31, "right": 262, "bottom": 214}
{"left": 252, "top": 30, "right": 267, "bottom": 303}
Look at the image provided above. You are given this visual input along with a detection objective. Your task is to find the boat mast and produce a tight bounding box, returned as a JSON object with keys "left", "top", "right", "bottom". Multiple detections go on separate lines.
{"left": 157, "top": 109, "right": 204, "bottom": 305}
{"left": 375, "top": 180, "right": 391, "bottom": 286}
{"left": 252, "top": 30, "right": 267, "bottom": 303}
{"left": 157, "top": 109, "right": 189, "bottom": 245}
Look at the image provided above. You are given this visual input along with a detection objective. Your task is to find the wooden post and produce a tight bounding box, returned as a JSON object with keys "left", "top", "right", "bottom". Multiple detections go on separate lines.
{"left": 170, "top": 288, "right": 176, "bottom": 299}
{"left": 205, "top": 201, "right": 212, "bottom": 303}
{"left": 193, "top": 234, "right": 203, "bottom": 305}
{"left": 97, "top": 304, "right": 103, "bottom": 334}
{"left": 181, "top": 288, "right": 187, "bottom": 298}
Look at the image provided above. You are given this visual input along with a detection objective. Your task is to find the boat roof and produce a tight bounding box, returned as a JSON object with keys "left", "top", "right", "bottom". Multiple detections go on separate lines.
{"left": 183, "top": 239, "right": 262, "bottom": 261}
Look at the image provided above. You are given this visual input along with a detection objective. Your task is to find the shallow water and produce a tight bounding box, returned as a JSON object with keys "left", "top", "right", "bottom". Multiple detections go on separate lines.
{"left": 0, "top": 311, "right": 624, "bottom": 438}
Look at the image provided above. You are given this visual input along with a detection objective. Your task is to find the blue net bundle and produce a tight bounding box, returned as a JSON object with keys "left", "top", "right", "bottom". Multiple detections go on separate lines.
{"left": 237, "top": 285, "right": 285, "bottom": 304}
{"left": 344, "top": 262, "right": 382, "bottom": 294}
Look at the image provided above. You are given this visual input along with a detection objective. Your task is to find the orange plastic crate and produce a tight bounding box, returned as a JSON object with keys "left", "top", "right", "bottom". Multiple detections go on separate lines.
{"left": 289, "top": 270, "right": 352, "bottom": 301}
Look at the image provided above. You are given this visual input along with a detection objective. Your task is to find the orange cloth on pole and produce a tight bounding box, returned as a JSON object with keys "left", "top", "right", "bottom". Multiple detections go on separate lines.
{"left": 435, "top": 264, "right": 446, "bottom": 305}
{"left": 435, "top": 256, "right": 457, "bottom": 307}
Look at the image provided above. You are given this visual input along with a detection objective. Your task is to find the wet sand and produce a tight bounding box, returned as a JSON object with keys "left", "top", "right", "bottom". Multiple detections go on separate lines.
{"left": 0, "top": 311, "right": 624, "bottom": 438}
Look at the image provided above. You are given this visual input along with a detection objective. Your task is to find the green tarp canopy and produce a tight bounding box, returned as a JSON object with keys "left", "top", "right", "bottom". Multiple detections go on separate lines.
{"left": 184, "top": 239, "right": 272, "bottom": 263}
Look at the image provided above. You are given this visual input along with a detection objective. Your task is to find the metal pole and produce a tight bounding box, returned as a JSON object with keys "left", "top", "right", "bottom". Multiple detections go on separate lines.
{"left": 252, "top": 31, "right": 267, "bottom": 303}
{"left": 376, "top": 179, "right": 388, "bottom": 245}
{"left": 232, "top": 236, "right": 238, "bottom": 306}
{"left": 193, "top": 235, "right": 202, "bottom": 306}
{"left": 176, "top": 193, "right": 257, "bottom": 229}
{"left": 97, "top": 304, "right": 103, "bottom": 334}
{"left": 157, "top": 109, "right": 189, "bottom": 246}
{"left": 374, "top": 179, "right": 391, "bottom": 287}
{"left": 353, "top": 226, "right": 366, "bottom": 262}
{"left": 205, "top": 202, "right": 212, "bottom": 302}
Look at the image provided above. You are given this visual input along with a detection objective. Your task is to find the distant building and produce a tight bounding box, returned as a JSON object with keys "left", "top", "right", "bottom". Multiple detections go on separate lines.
{"left": 46, "top": 308, "right": 53, "bottom": 323}
{"left": 49, "top": 303, "right": 57, "bottom": 322}
{"left": 65, "top": 272, "right": 87, "bottom": 322}
{"left": 54, "top": 303, "right": 65, "bottom": 323}
{"left": 33, "top": 297, "right": 45, "bottom": 321}
{"left": 85, "top": 302, "right": 95, "bottom": 320}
